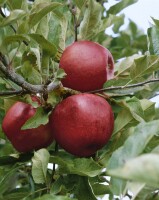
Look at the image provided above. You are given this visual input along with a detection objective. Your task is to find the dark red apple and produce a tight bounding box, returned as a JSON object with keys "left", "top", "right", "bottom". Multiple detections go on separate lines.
{"left": 2, "top": 99, "right": 54, "bottom": 153}
{"left": 50, "top": 94, "right": 114, "bottom": 157}
{"left": 59, "top": 40, "right": 114, "bottom": 92}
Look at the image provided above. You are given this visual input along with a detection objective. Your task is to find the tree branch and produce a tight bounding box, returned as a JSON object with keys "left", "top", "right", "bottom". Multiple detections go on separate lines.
{"left": 72, "top": 7, "right": 78, "bottom": 42}
{"left": 88, "top": 79, "right": 159, "bottom": 94}
{"left": 0, "top": 89, "right": 25, "bottom": 96}
{"left": 0, "top": 60, "right": 60, "bottom": 95}
{"left": 0, "top": 62, "right": 44, "bottom": 93}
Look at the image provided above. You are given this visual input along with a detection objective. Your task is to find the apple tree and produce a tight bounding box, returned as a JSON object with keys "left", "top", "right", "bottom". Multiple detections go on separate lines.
{"left": 0, "top": 0, "right": 159, "bottom": 199}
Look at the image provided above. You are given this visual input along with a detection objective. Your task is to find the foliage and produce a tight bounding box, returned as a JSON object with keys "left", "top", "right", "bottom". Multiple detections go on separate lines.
{"left": 0, "top": 0, "right": 159, "bottom": 199}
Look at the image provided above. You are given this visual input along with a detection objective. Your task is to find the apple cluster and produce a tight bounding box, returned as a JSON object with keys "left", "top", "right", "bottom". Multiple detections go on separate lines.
{"left": 2, "top": 41, "right": 115, "bottom": 157}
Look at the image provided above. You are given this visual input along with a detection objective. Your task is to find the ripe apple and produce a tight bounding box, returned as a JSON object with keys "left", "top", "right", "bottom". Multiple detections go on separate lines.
{"left": 2, "top": 99, "right": 54, "bottom": 153}
{"left": 59, "top": 40, "right": 114, "bottom": 92}
{"left": 50, "top": 93, "right": 114, "bottom": 157}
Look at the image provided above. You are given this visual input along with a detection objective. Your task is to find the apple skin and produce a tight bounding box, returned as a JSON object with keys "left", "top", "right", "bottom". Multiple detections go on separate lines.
{"left": 50, "top": 94, "right": 114, "bottom": 157}
{"left": 2, "top": 101, "right": 54, "bottom": 153}
{"left": 59, "top": 41, "right": 114, "bottom": 92}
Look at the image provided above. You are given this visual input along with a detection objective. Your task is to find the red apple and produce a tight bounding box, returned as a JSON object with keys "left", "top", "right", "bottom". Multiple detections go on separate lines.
{"left": 50, "top": 94, "right": 114, "bottom": 157}
{"left": 59, "top": 40, "right": 114, "bottom": 92}
{"left": 2, "top": 99, "right": 54, "bottom": 153}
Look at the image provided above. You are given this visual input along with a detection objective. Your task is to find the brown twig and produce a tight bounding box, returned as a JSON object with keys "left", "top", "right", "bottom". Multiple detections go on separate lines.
{"left": 0, "top": 89, "right": 26, "bottom": 96}
{"left": 0, "top": 59, "right": 60, "bottom": 95}
{"left": 87, "top": 79, "right": 159, "bottom": 94}
{"left": 72, "top": 7, "right": 78, "bottom": 42}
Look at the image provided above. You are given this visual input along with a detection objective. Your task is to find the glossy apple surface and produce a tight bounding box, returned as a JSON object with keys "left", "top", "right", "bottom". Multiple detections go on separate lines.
{"left": 50, "top": 94, "right": 114, "bottom": 157}
{"left": 2, "top": 101, "right": 54, "bottom": 153}
{"left": 59, "top": 41, "right": 114, "bottom": 92}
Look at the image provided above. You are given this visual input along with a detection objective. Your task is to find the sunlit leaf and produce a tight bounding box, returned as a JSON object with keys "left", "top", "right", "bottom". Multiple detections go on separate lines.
{"left": 107, "top": 120, "right": 159, "bottom": 194}
{"left": 130, "top": 55, "right": 159, "bottom": 81}
{"left": 79, "top": 0, "right": 102, "bottom": 40}
{"left": 115, "top": 54, "right": 142, "bottom": 77}
{"left": 22, "top": 107, "right": 49, "bottom": 130}
{"left": 29, "top": 2, "right": 63, "bottom": 29}
{"left": 50, "top": 152, "right": 103, "bottom": 177}
{"left": 32, "top": 149, "right": 50, "bottom": 184}
{"left": 148, "top": 26, "right": 159, "bottom": 55}
{"left": 108, "top": 153, "right": 159, "bottom": 188}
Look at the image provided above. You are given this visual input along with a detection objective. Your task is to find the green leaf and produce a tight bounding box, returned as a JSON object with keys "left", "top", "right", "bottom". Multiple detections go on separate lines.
{"left": 113, "top": 97, "right": 145, "bottom": 131}
{"left": 51, "top": 174, "right": 78, "bottom": 195}
{"left": 7, "top": 0, "right": 27, "bottom": 10}
{"left": 1, "top": 35, "right": 30, "bottom": 54}
{"left": 113, "top": 109, "right": 134, "bottom": 135}
{"left": 32, "top": 149, "right": 50, "bottom": 184}
{"left": 119, "top": 97, "right": 145, "bottom": 122}
{"left": 107, "top": 120, "right": 159, "bottom": 194}
{"left": 0, "top": 10, "right": 26, "bottom": 27}
{"left": 125, "top": 182, "right": 145, "bottom": 200}
{"left": 101, "top": 14, "right": 125, "bottom": 35}
{"left": 115, "top": 54, "right": 142, "bottom": 77}
{"left": 107, "top": 0, "right": 138, "bottom": 15}
{"left": 130, "top": 55, "right": 159, "bottom": 81}
{"left": 34, "top": 194, "right": 75, "bottom": 200}
{"left": 92, "top": 183, "right": 112, "bottom": 196}
{"left": 109, "top": 120, "right": 159, "bottom": 169}
{"left": 74, "top": 176, "right": 97, "bottom": 200}
{"left": 29, "top": 33, "right": 57, "bottom": 57}
{"left": 2, "top": 188, "right": 30, "bottom": 200}
{"left": 140, "top": 99, "right": 155, "bottom": 121}
{"left": 0, "top": 165, "right": 21, "bottom": 195}
{"left": 152, "top": 144, "right": 159, "bottom": 154}
{"left": 73, "top": 0, "right": 86, "bottom": 9}
{"left": 79, "top": 0, "right": 102, "bottom": 40}
{"left": 22, "top": 107, "right": 49, "bottom": 130}
{"left": 35, "top": 15, "right": 49, "bottom": 39}
{"left": 112, "top": 14, "right": 125, "bottom": 33}
{"left": 50, "top": 152, "right": 102, "bottom": 177}
{"left": 148, "top": 26, "right": 159, "bottom": 55}
{"left": 151, "top": 17, "right": 159, "bottom": 27}
{"left": 30, "top": 47, "right": 41, "bottom": 71}
{"left": 29, "top": 2, "right": 63, "bottom": 29}
{"left": 21, "top": 51, "right": 42, "bottom": 84}
{"left": 108, "top": 153, "right": 159, "bottom": 188}
{"left": 0, "top": 0, "right": 7, "bottom": 6}
{"left": 51, "top": 11, "right": 69, "bottom": 51}
{"left": 55, "top": 68, "right": 66, "bottom": 80}
{"left": 133, "top": 185, "right": 158, "bottom": 200}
